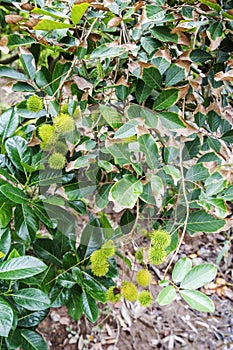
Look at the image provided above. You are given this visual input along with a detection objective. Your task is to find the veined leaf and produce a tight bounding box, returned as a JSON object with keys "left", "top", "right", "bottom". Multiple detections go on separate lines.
{"left": 158, "top": 286, "right": 176, "bottom": 305}
{"left": 0, "top": 256, "right": 47, "bottom": 280}
{"left": 34, "top": 19, "right": 73, "bottom": 30}
{"left": 0, "top": 297, "right": 13, "bottom": 337}
{"left": 187, "top": 210, "right": 225, "bottom": 234}
{"left": 13, "top": 288, "right": 50, "bottom": 311}
{"left": 172, "top": 258, "right": 192, "bottom": 283}
{"left": 180, "top": 289, "right": 215, "bottom": 312}
{"left": 142, "top": 66, "right": 162, "bottom": 90}
{"left": 153, "top": 89, "right": 179, "bottom": 110}
{"left": 71, "top": 3, "right": 90, "bottom": 25}
{"left": 180, "top": 263, "right": 217, "bottom": 290}
{"left": 20, "top": 329, "right": 48, "bottom": 350}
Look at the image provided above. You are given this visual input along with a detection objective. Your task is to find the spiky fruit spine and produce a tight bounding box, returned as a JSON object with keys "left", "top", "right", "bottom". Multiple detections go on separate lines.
{"left": 48, "top": 152, "right": 66, "bottom": 170}
{"left": 136, "top": 269, "right": 152, "bottom": 287}
{"left": 54, "top": 113, "right": 75, "bottom": 135}
{"left": 106, "top": 286, "right": 121, "bottom": 303}
{"left": 38, "top": 124, "right": 54, "bottom": 142}
{"left": 61, "top": 103, "right": 69, "bottom": 114}
{"left": 121, "top": 282, "right": 138, "bottom": 302}
{"left": 27, "top": 95, "right": 44, "bottom": 112}
{"left": 135, "top": 248, "right": 144, "bottom": 264}
{"left": 138, "top": 291, "right": 153, "bottom": 307}
{"left": 101, "top": 240, "right": 116, "bottom": 258}
{"left": 151, "top": 230, "right": 171, "bottom": 249}
{"left": 148, "top": 247, "right": 166, "bottom": 265}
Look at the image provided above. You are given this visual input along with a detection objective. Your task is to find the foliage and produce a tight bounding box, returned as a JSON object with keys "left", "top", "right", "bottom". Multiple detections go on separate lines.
{"left": 0, "top": 0, "right": 232, "bottom": 348}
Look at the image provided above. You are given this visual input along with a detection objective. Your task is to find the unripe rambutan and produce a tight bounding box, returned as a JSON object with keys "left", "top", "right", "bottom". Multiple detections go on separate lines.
{"left": 55, "top": 141, "right": 67, "bottom": 155}
{"left": 106, "top": 286, "right": 121, "bottom": 303}
{"left": 54, "top": 113, "right": 75, "bottom": 135}
{"left": 136, "top": 269, "right": 152, "bottom": 287}
{"left": 27, "top": 95, "right": 44, "bottom": 112}
{"left": 135, "top": 248, "right": 144, "bottom": 264}
{"left": 148, "top": 247, "right": 166, "bottom": 265}
{"left": 48, "top": 152, "right": 66, "bottom": 170}
{"left": 38, "top": 124, "right": 54, "bottom": 142}
{"left": 101, "top": 240, "right": 116, "bottom": 258}
{"left": 90, "top": 250, "right": 109, "bottom": 277}
{"left": 138, "top": 290, "right": 153, "bottom": 307}
{"left": 121, "top": 282, "right": 138, "bottom": 302}
{"left": 151, "top": 230, "right": 171, "bottom": 249}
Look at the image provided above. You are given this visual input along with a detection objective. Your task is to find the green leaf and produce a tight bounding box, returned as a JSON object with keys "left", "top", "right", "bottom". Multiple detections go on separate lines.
{"left": 158, "top": 286, "right": 176, "bottom": 305}
{"left": 141, "top": 37, "right": 161, "bottom": 55}
{"left": 0, "top": 228, "right": 11, "bottom": 257}
{"left": 115, "top": 120, "right": 138, "bottom": 139}
{"left": 183, "top": 136, "right": 201, "bottom": 160}
{"left": 71, "top": 3, "right": 90, "bottom": 25}
{"left": 142, "top": 66, "right": 162, "bottom": 90}
{"left": 7, "top": 34, "right": 36, "bottom": 47}
{"left": 32, "top": 7, "right": 69, "bottom": 19}
{"left": 172, "top": 257, "right": 192, "bottom": 283}
{"left": 0, "top": 296, "right": 14, "bottom": 337}
{"left": 67, "top": 289, "right": 82, "bottom": 321}
{"left": 33, "top": 238, "right": 62, "bottom": 266}
{"left": 115, "top": 85, "right": 130, "bottom": 101}
{"left": 15, "top": 204, "right": 39, "bottom": 242}
{"left": 0, "top": 256, "right": 47, "bottom": 280}
{"left": 153, "top": 89, "right": 179, "bottom": 111}
{"left": 34, "top": 19, "right": 73, "bottom": 30}
{"left": 185, "top": 163, "right": 209, "bottom": 182}
{"left": 158, "top": 112, "right": 185, "bottom": 129}
{"left": 99, "top": 105, "right": 123, "bottom": 129}
{"left": 95, "top": 184, "right": 112, "bottom": 210}
{"left": 146, "top": 5, "right": 166, "bottom": 21}
{"left": 20, "top": 329, "right": 48, "bottom": 350}
{"left": 221, "top": 130, "right": 233, "bottom": 143}
{"left": 5, "top": 136, "right": 31, "bottom": 172}
{"left": 0, "top": 65, "right": 27, "bottom": 81}
{"left": 52, "top": 61, "right": 71, "bottom": 94}
{"left": 0, "top": 203, "right": 12, "bottom": 228}
{"left": 190, "top": 49, "right": 212, "bottom": 63}
{"left": 18, "top": 310, "right": 49, "bottom": 328}
{"left": 152, "top": 26, "right": 178, "bottom": 43}
{"left": 165, "top": 64, "right": 185, "bottom": 87}
{"left": 138, "top": 133, "right": 158, "bottom": 169}
{"left": 179, "top": 290, "right": 215, "bottom": 312}
{"left": 187, "top": 210, "right": 225, "bottom": 234}
{"left": 19, "top": 47, "right": 36, "bottom": 80}
{"left": 0, "top": 108, "right": 19, "bottom": 140}
{"left": 0, "top": 184, "right": 29, "bottom": 204}
{"left": 151, "top": 56, "right": 170, "bottom": 74}
{"left": 81, "top": 291, "right": 98, "bottom": 323}
{"left": 13, "top": 288, "right": 50, "bottom": 311}
{"left": 90, "top": 45, "right": 126, "bottom": 59}
{"left": 110, "top": 174, "right": 143, "bottom": 210}
{"left": 135, "top": 80, "right": 153, "bottom": 104}
{"left": 163, "top": 165, "right": 181, "bottom": 181}
{"left": 207, "top": 21, "right": 223, "bottom": 40}
{"left": 180, "top": 263, "right": 217, "bottom": 290}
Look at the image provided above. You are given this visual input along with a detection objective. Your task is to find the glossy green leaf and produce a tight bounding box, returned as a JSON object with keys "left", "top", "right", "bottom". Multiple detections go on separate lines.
{"left": 135, "top": 79, "right": 153, "bottom": 104}
{"left": 7, "top": 34, "right": 36, "bottom": 47}
{"left": 0, "top": 256, "right": 47, "bottom": 280}
{"left": 0, "top": 65, "right": 27, "bottom": 81}
{"left": 15, "top": 204, "right": 39, "bottom": 242}
{"left": 90, "top": 45, "right": 126, "bottom": 59}
{"left": 99, "top": 105, "right": 123, "bottom": 129}
{"left": 179, "top": 290, "right": 215, "bottom": 312}
{"left": 0, "top": 108, "right": 19, "bottom": 140}
{"left": 158, "top": 112, "right": 186, "bottom": 129}
{"left": 13, "top": 288, "right": 50, "bottom": 311}
{"left": 5, "top": 136, "right": 31, "bottom": 172}
{"left": 165, "top": 64, "right": 185, "bottom": 87}
{"left": 190, "top": 49, "right": 212, "bottom": 63}
{"left": 0, "top": 228, "right": 11, "bottom": 257}
{"left": 153, "top": 89, "right": 179, "bottom": 111}
{"left": 146, "top": 5, "right": 166, "bottom": 21}
{"left": 19, "top": 47, "right": 36, "bottom": 80}
{"left": 158, "top": 286, "right": 176, "bottom": 305}
{"left": 172, "top": 258, "right": 192, "bottom": 283}
{"left": 32, "top": 7, "right": 69, "bottom": 19}
{"left": 152, "top": 26, "right": 178, "bottom": 43}
{"left": 180, "top": 263, "right": 217, "bottom": 290}
{"left": 187, "top": 210, "right": 225, "bottom": 234}
{"left": 115, "top": 120, "right": 138, "bottom": 139}
{"left": 142, "top": 66, "right": 162, "bottom": 90}
{"left": 0, "top": 296, "right": 14, "bottom": 337}
{"left": 138, "top": 133, "right": 158, "bottom": 169}
{"left": 81, "top": 291, "right": 98, "bottom": 323}
{"left": 185, "top": 163, "right": 209, "bottom": 182}
{"left": 0, "top": 184, "right": 28, "bottom": 204}
{"left": 34, "top": 19, "right": 73, "bottom": 30}
{"left": 67, "top": 289, "right": 82, "bottom": 321}
{"left": 71, "top": 3, "right": 90, "bottom": 25}
{"left": 0, "top": 203, "right": 12, "bottom": 228}
{"left": 198, "top": 0, "right": 221, "bottom": 11}
{"left": 141, "top": 37, "right": 161, "bottom": 55}
{"left": 20, "top": 329, "right": 48, "bottom": 350}
{"left": 110, "top": 174, "right": 143, "bottom": 210}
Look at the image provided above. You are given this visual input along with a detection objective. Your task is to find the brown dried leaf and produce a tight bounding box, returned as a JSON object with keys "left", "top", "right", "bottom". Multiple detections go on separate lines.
{"left": 107, "top": 16, "right": 122, "bottom": 28}
{"left": 0, "top": 36, "right": 9, "bottom": 54}
{"left": 25, "top": 18, "right": 40, "bottom": 29}
{"left": 134, "top": 1, "right": 145, "bottom": 12}
{"left": 5, "top": 14, "right": 23, "bottom": 24}
{"left": 177, "top": 32, "right": 190, "bottom": 46}
{"left": 21, "top": 3, "right": 35, "bottom": 11}
{"left": 214, "top": 70, "right": 233, "bottom": 82}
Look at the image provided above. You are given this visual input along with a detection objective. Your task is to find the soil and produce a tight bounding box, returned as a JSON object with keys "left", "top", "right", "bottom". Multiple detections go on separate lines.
{"left": 38, "top": 233, "right": 233, "bottom": 350}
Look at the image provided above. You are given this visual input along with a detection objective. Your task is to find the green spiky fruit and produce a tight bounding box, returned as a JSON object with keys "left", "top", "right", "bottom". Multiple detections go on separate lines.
{"left": 54, "top": 113, "right": 75, "bottom": 135}
{"left": 38, "top": 124, "right": 54, "bottom": 142}
{"left": 135, "top": 248, "right": 144, "bottom": 264}
{"left": 136, "top": 269, "right": 152, "bottom": 287}
{"left": 48, "top": 152, "right": 66, "bottom": 170}
{"left": 148, "top": 247, "right": 166, "bottom": 265}
{"left": 90, "top": 250, "right": 109, "bottom": 277}
{"left": 55, "top": 141, "right": 67, "bottom": 155}
{"left": 138, "top": 291, "right": 153, "bottom": 307}
{"left": 101, "top": 240, "right": 116, "bottom": 258}
{"left": 151, "top": 230, "right": 171, "bottom": 249}
{"left": 121, "top": 282, "right": 138, "bottom": 302}
{"left": 27, "top": 95, "right": 44, "bottom": 112}
{"left": 106, "top": 286, "right": 121, "bottom": 303}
